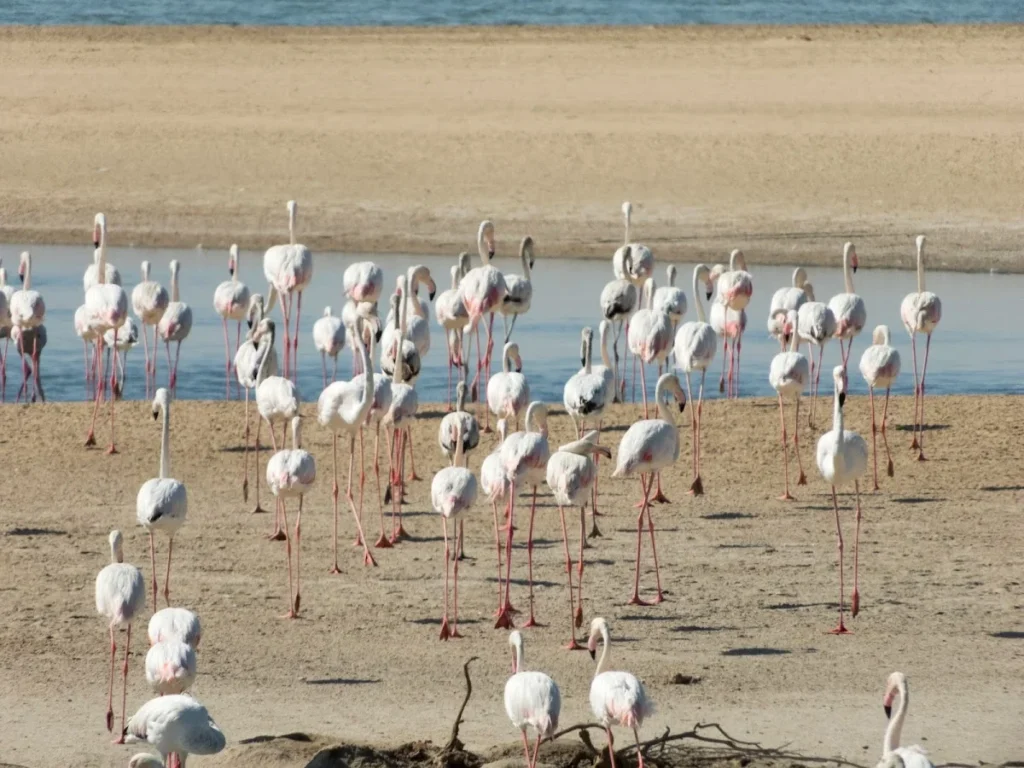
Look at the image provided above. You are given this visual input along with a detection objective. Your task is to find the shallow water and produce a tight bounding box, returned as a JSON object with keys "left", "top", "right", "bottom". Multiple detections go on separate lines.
{"left": 4, "top": 0, "right": 1024, "bottom": 25}
{"left": 1, "top": 243, "right": 1020, "bottom": 406}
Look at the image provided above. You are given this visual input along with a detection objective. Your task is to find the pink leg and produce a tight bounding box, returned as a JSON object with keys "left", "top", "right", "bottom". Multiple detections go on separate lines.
{"left": 85, "top": 338, "right": 106, "bottom": 446}
{"left": 868, "top": 387, "right": 880, "bottom": 491}
{"left": 558, "top": 506, "right": 580, "bottom": 649}
{"left": 628, "top": 474, "right": 652, "bottom": 606}
{"left": 405, "top": 428, "right": 421, "bottom": 481}
{"left": 439, "top": 517, "right": 451, "bottom": 640}
{"left": 106, "top": 331, "right": 118, "bottom": 453}
{"left": 280, "top": 291, "right": 292, "bottom": 379}
{"left": 589, "top": 421, "right": 603, "bottom": 538}
{"left": 279, "top": 499, "right": 296, "bottom": 619}
{"left": 321, "top": 351, "right": 328, "bottom": 390}
{"left": 735, "top": 332, "right": 743, "bottom": 398}
{"left": 644, "top": 479, "right": 666, "bottom": 602}
{"left": 718, "top": 338, "right": 728, "bottom": 394}
{"left": 172, "top": 341, "right": 182, "bottom": 396}
{"left": 254, "top": 415, "right": 271, "bottom": 518}
{"left": 909, "top": 332, "right": 920, "bottom": 449}
{"left": 222, "top": 317, "right": 232, "bottom": 399}
{"left": 917, "top": 334, "right": 933, "bottom": 461}
{"left": 810, "top": 344, "right": 824, "bottom": 427}
{"left": 638, "top": 357, "right": 648, "bottom": 418}
{"left": 521, "top": 487, "right": 540, "bottom": 627}
{"left": 242, "top": 388, "right": 252, "bottom": 502}
{"left": 293, "top": 495, "right": 303, "bottom": 614}
{"left": 690, "top": 371, "right": 707, "bottom": 495}
{"left": 330, "top": 435, "right": 342, "bottom": 573}
{"left": 495, "top": 481, "right": 516, "bottom": 629}
{"left": 492, "top": 499, "right": 504, "bottom": 616}
{"left": 445, "top": 331, "right": 453, "bottom": 411}
{"left": 794, "top": 397, "right": 807, "bottom": 485}
{"left": 576, "top": 505, "right": 586, "bottom": 628}
{"left": 105, "top": 626, "right": 116, "bottom": 732}
{"left": 292, "top": 290, "right": 303, "bottom": 385}
{"left": 112, "top": 624, "right": 132, "bottom": 744}
{"left": 163, "top": 536, "right": 173, "bottom": 605}
{"left": 777, "top": 394, "right": 794, "bottom": 500}
{"left": 450, "top": 520, "right": 464, "bottom": 638}
{"left": 881, "top": 387, "right": 894, "bottom": 478}
{"left": 373, "top": 426, "right": 390, "bottom": 548}
{"left": 828, "top": 486, "right": 850, "bottom": 634}
{"left": 605, "top": 727, "right": 617, "bottom": 768}
{"left": 851, "top": 480, "right": 862, "bottom": 618}
{"left": 520, "top": 731, "right": 532, "bottom": 768}
{"left": 148, "top": 531, "right": 158, "bottom": 609}
{"left": 347, "top": 437, "right": 376, "bottom": 566}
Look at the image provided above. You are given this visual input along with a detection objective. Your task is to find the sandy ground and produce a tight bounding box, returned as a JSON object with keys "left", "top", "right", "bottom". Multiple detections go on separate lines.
{"left": 2, "top": 25, "right": 1024, "bottom": 271}
{"left": 0, "top": 392, "right": 1021, "bottom": 768}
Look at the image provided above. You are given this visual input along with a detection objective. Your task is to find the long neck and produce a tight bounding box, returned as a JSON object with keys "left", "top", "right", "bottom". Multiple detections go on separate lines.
{"left": 692, "top": 270, "right": 707, "bottom": 323}
{"left": 233, "top": 252, "right": 239, "bottom": 284}
{"left": 159, "top": 404, "right": 171, "bottom": 479}
{"left": 453, "top": 424, "right": 465, "bottom": 467}
{"left": 97, "top": 247, "right": 108, "bottom": 285}
{"left": 599, "top": 325, "right": 612, "bottom": 370}
{"left": 583, "top": 336, "right": 593, "bottom": 374}
{"left": 394, "top": 298, "right": 408, "bottom": 385}
{"left": 291, "top": 419, "right": 301, "bottom": 449}
{"left": 171, "top": 268, "right": 180, "bottom": 302}
{"left": 142, "top": 262, "right": 150, "bottom": 282}
{"left": 624, "top": 210, "right": 631, "bottom": 244}
{"left": 256, "top": 333, "right": 274, "bottom": 387}
{"left": 789, "top": 324, "right": 800, "bottom": 353}
{"left": 655, "top": 379, "right": 675, "bottom": 425}
{"left": 883, "top": 688, "right": 908, "bottom": 754}
{"left": 594, "top": 630, "right": 611, "bottom": 677}
{"left": 832, "top": 386, "right": 844, "bottom": 435}
{"left": 24, "top": 257, "right": 32, "bottom": 291}
{"left": 513, "top": 641, "right": 524, "bottom": 674}
{"left": 477, "top": 230, "right": 489, "bottom": 266}
{"left": 288, "top": 207, "right": 296, "bottom": 245}
{"left": 916, "top": 245, "right": 925, "bottom": 293}
{"left": 503, "top": 346, "right": 512, "bottom": 373}
{"left": 843, "top": 251, "right": 855, "bottom": 294}
{"left": 520, "top": 246, "right": 532, "bottom": 280}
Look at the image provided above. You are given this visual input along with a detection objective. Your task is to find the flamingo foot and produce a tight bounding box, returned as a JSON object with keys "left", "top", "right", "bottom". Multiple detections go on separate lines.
{"left": 111, "top": 736, "right": 126, "bottom": 745}
{"left": 778, "top": 492, "right": 796, "bottom": 501}
{"left": 827, "top": 621, "right": 852, "bottom": 635}
{"left": 627, "top": 594, "right": 651, "bottom": 607}
{"left": 267, "top": 530, "right": 287, "bottom": 541}
{"left": 363, "top": 550, "right": 378, "bottom": 567}
{"left": 374, "top": 534, "right": 393, "bottom": 549}
{"left": 565, "top": 638, "right": 581, "bottom": 651}
{"left": 483, "top": 425, "right": 493, "bottom": 434}
{"left": 851, "top": 589, "right": 860, "bottom": 618}
{"left": 653, "top": 592, "right": 665, "bottom": 604}
{"left": 887, "top": 458, "right": 895, "bottom": 477}
{"left": 439, "top": 617, "right": 451, "bottom": 640}
{"left": 494, "top": 607, "right": 514, "bottom": 629}
{"left": 797, "top": 471, "right": 807, "bottom": 486}
{"left": 469, "top": 382, "right": 479, "bottom": 402}
{"left": 916, "top": 452, "right": 927, "bottom": 462}
{"left": 406, "top": 471, "right": 421, "bottom": 482}
{"left": 688, "top": 476, "right": 704, "bottom": 496}
{"left": 872, "top": 482, "right": 881, "bottom": 492}
{"left": 910, "top": 437, "right": 919, "bottom": 449}
{"left": 449, "top": 628, "right": 464, "bottom": 639}
{"left": 85, "top": 432, "right": 96, "bottom": 447}
{"left": 651, "top": 489, "right": 669, "bottom": 504}
{"left": 632, "top": 498, "right": 647, "bottom": 509}
{"left": 718, "top": 377, "right": 725, "bottom": 394}
{"left": 521, "top": 616, "right": 540, "bottom": 628}
{"left": 390, "top": 524, "right": 411, "bottom": 543}
{"left": 105, "top": 444, "right": 118, "bottom": 455}
{"left": 250, "top": 504, "right": 267, "bottom": 515}
{"left": 280, "top": 609, "right": 297, "bottom": 620}
{"left": 329, "top": 564, "right": 341, "bottom": 575}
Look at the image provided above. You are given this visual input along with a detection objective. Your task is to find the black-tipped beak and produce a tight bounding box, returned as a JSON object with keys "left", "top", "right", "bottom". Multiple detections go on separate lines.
{"left": 706, "top": 289, "right": 713, "bottom": 300}
{"left": 488, "top": 248, "right": 495, "bottom": 258}
{"left": 18, "top": 273, "right": 25, "bottom": 285}
{"left": 588, "top": 648, "right": 596, "bottom": 660}
{"left": 853, "top": 265, "right": 859, "bottom": 274}
{"left": 838, "top": 392, "right": 846, "bottom": 408}
{"left": 679, "top": 400, "right": 686, "bottom": 413}
{"left": 516, "top": 362, "right": 523, "bottom": 374}
{"left": 93, "top": 238, "right": 100, "bottom": 248}
{"left": 429, "top": 288, "right": 436, "bottom": 301}
{"left": 228, "top": 267, "right": 235, "bottom": 277}
{"left": 883, "top": 704, "right": 892, "bottom": 719}
{"left": 581, "top": 356, "right": 586, "bottom": 367}
{"left": 152, "top": 410, "right": 159, "bottom": 421}
{"left": 374, "top": 326, "right": 384, "bottom": 343}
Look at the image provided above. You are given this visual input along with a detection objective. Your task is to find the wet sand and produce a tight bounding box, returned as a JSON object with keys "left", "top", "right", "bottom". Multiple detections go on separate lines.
{"left": 1, "top": 393, "right": 1021, "bottom": 767}
{"left": 2, "top": 25, "right": 1024, "bottom": 270}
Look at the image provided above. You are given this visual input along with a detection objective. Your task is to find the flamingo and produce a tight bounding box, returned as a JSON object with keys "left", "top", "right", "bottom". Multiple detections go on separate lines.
{"left": 816, "top": 365, "right": 869, "bottom": 633}
{"left": 653, "top": 264, "right": 687, "bottom": 363}
{"left": 797, "top": 293, "right": 837, "bottom": 427}
{"left": 487, "top": 342, "right": 530, "bottom": 430}
{"left": 546, "top": 432, "right": 610, "bottom": 649}
{"left": 124, "top": 695, "right": 226, "bottom": 768}
{"left": 600, "top": 248, "right": 637, "bottom": 403}
{"left": 496, "top": 401, "right": 550, "bottom": 629}
{"left": 481, "top": 419, "right": 511, "bottom": 617}
{"left": 317, "top": 323, "right": 379, "bottom": 569}
{"left": 673, "top": 264, "right": 716, "bottom": 496}
{"left": 402, "top": 264, "right": 437, "bottom": 356}
{"left": 129, "top": 753, "right": 165, "bottom": 768}
{"left": 587, "top": 617, "right": 654, "bottom": 768}
{"left": 263, "top": 200, "right": 314, "bottom": 381}
{"left": 612, "top": 373, "right": 686, "bottom": 605}
{"left": 144, "top": 640, "right": 196, "bottom": 696}
{"left": 859, "top": 325, "right": 901, "bottom": 490}
{"left": 614, "top": 203, "right": 655, "bottom": 284}
{"left": 829, "top": 242, "right": 867, "bottom": 373}
{"left": 11, "top": 324, "right": 47, "bottom": 403}
{"left": 84, "top": 213, "right": 121, "bottom": 292}
{"left": 137, "top": 388, "right": 188, "bottom": 608}
{"left": 342, "top": 298, "right": 381, "bottom": 375}
{"left": 95, "top": 530, "right": 146, "bottom": 740}
{"left": 266, "top": 416, "right": 316, "bottom": 618}
{"left": 431, "top": 418, "right": 478, "bottom": 640}
{"left": 236, "top": 295, "right": 277, "bottom": 512}
{"left": 0, "top": 264, "right": 11, "bottom": 399}
{"left": 11, "top": 251, "right": 46, "bottom": 407}
{"left": 627, "top": 277, "right": 672, "bottom": 418}
{"left": 768, "top": 310, "right": 810, "bottom": 500}
{"left": 103, "top": 317, "right": 139, "bottom": 399}
{"left": 213, "top": 244, "right": 251, "bottom": 398}
{"left": 343, "top": 260, "right": 383, "bottom": 304}
{"left": 767, "top": 267, "right": 810, "bottom": 346}
{"left": 459, "top": 220, "right": 507, "bottom": 417}
{"left": 132, "top": 260, "right": 169, "bottom": 396}
{"left": 381, "top": 281, "right": 421, "bottom": 386}
{"left": 500, "top": 236, "right": 536, "bottom": 344}
{"left": 148, "top": 607, "right": 201, "bottom": 648}
{"left": 436, "top": 255, "right": 471, "bottom": 409}
{"left": 900, "top": 235, "right": 942, "bottom": 461}
{"left": 156, "top": 260, "right": 192, "bottom": 395}
{"left": 439, "top": 381, "right": 480, "bottom": 465}
{"left": 252, "top": 318, "right": 300, "bottom": 539}
{"left": 504, "top": 630, "right": 561, "bottom": 768}
{"left": 312, "top": 306, "right": 346, "bottom": 387}
{"left": 714, "top": 250, "right": 753, "bottom": 397}
{"left": 879, "top": 672, "right": 934, "bottom": 768}
{"left": 83, "top": 244, "right": 127, "bottom": 451}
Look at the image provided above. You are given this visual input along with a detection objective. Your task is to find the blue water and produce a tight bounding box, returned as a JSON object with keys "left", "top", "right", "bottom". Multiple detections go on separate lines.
{"left": 1, "top": 244, "right": 1021, "bottom": 406}
{"left": 2, "top": 0, "right": 1023, "bottom": 26}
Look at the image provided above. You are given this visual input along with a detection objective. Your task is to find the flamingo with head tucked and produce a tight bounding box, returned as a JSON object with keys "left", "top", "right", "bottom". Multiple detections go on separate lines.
{"left": 156, "top": 260, "right": 192, "bottom": 395}
{"left": 84, "top": 213, "right": 121, "bottom": 292}
{"left": 263, "top": 200, "right": 314, "bottom": 382}
{"left": 459, "top": 220, "right": 506, "bottom": 420}
{"left": 828, "top": 241, "right": 867, "bottom": 374}
{"left": 768, "top": 267, "right": 810, "bottom": 346}
{"left": 488, "top": 342, "right": 530, "bottom": 430}
{"left": 768, "top": 310, "right": 810, "bottom": 500}
{"left": 504, "top": 630, "right": 561, "bottom": 768}
{"left": 213, "top": 244, "right": 251, "bottom": 398}
{"left": 901, "top": 235, "right": 942, "bottom": 461}
{"left": 312, "top": 306, "right": 346, "bottom": 388}
{"left": 600, "top": 248, "right": 637, "bottom": 403}
{"left": 860, "top": 325, "right": 901, "bottom": 490}
{"left": 132, "top": 260, "right": 169, "bottom": 396}
{"left": 714, "top": 250, "right": 753, "bottom": 397}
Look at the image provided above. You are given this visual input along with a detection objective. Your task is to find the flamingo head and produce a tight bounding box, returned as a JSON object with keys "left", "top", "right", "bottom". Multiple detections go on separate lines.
{"left": 587, "top": 616, "right": 609, "bottom": 660}
{"left": 478, "top": 220, "right": 495, "bottom": 259}
{"left": 152, "top": 387, "right": 170, "bottom": 419}
{"left": 882, "top": 672, "right": 907, "bottom": 718}
{"left": 93, "top": 212, "right": 106, "bottom": 248}
{"left": 508, "top": 630, "right": 524, "bottom": 673}
{"left": 520, "top": 236, "right": 535, "bottom": 269}
{"left": 621, "top": 201, "right": 632, "bottom": 222}
{"left": 18, "top": 251, "right": 29, "bottom": 283}
{"left": 845, "top": 242, "right": 858, "bottom": 273}
{"left": 229, "top": 244, "right": 238, "bottom": 276}
{"left": 108, "top": 530, "right": 124, "bottom": 563}
{"left": 872, "top": 325, "right": 891, "bottom": 346}
{"left": 580, "top": 327, "right": 593, "bottom": 367}
{"left": 832, "top": 365, "right": 847, "bottom": 407}
{"left": 802, "top": 281, "right": 816, "bottom": 301}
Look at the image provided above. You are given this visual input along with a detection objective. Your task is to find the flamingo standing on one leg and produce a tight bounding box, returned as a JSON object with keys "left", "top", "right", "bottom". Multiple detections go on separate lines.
{"left": 768, "top": 310, "right": 810, "bottom": 500}
{"left": 213, "top": 245, "right": 251, "bottom": 399}
{"left": 546, "top": 431, "right": 610, "bottom": 649}
{"left": 103, "top": 317, "right": 138, "bottom": 399}
{"left": 459, "top": 220, "right": 506, "bottom": 422}
{"left": 900, "top": 235, "right": 942, "bottom": 461}
{"left": 859, "top": 325, "right": 901, "bottom": 490}
{"left": 131, "top": 260, "right": 169, "bottom": 397}
{"left": 156, "top": 260, "right": 192, "bottom": 395}
{"left": 504, "top": 630, "right": 561, "bottom": 768}
{"left": 828, "top": 241, "right": 867, "bottom": 375}
{"left": 767, "top": 267, "right": 810, "bottom": 347}
{"left": 612, "top": 373, "right": 686, "bottom": 605}
{"left": 95, "top": 530, "right": 145, "bottom": 741}
{"left": 263, "top": 200, "right": 314, "bottom": 382}
{"left": 816, "top": 365, "right": 869, "bottom": 632}
{"left": 312, "top": 306, "right": 346, "bottom": 388}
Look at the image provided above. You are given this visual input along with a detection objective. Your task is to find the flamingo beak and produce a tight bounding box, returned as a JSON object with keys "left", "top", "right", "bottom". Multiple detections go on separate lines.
{"left": 375, "top": 325, "right": 384, "bottom": 343}
{"left": 838, "top": 392, "right": 846, "bottom": 408}
{"left": 428, "top": 280, "right": 437, "bottom": 301}
{"left": 852, "top": 254, "right": 859, "bottom": 273}
{"left": 705, "top": 288, "right": 713, "bottom": 300}
{"left": 588, "top": 647, "right": 596, "bottom": 660}
{"left": 883, "top": 704, "right": 892, "bottom": 719}
{"left": 93, "top": 224, "right": 101, "bottom": 248}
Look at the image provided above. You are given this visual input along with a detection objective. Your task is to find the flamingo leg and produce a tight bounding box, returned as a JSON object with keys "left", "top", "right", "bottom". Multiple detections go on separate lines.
{"left": 106, "top": 330, "right": 118, "bottom": 453}
{"left": 735, "top": 331, "right": 743, "bottom": 398}
{"left": 439, "top": 517, "right": 451, "bottom": 640}
{"left": 491, "top": 499, "right": 504, "bottom": 616}
{"left": 881, "top": 387, "right": 894, "bottom": 477}
{"left": 685, "top": 371, "right": 697, "bottom": 483}
{"left": 810, "top": 344, "right": 824, "bottom": 427}
{"left": 253, "top": 413, "right": 269, "bottom": 516}
{"left": 638, "top": 357, "right": 648, "bottom": 418}
{"left": 222, "top": 318, "right": 232, "bottom": 399}
{"left": 718, "top": 338, "right": 728, "bottom": 394}
{"left": 1, "top": 337, "right": 8, "bottom": 401}
{"left": 373, "top": 425, "right": 390, "bottom": 548}
{"left": 347, "top": 436, "right": 376, "bottom": 566}
{"left": 85, "top": 338, "right": 105, "bottom": 446}
{"left": 483, "top": 315, "right": 495, "bottom": 432}
{"left": 558, "top": 505, "right": 579, "bottom": 649}
{"left": 16, "top": 329, "right": 27, "bottom": 399}
{"left": 869, "top": 387, "right": 880, "bottom": 490}
{"left": 172, "top": 341, "right": 182, "bottom": 396}
{"left": 529, "top": 732, "right": 543, "bottom": 768}
{"left": 113, "top": 624, "right": 132, "bottom": 744}
{"left": 105, "top": 626, "right": 116, "bottom": 732}
{"left": 163, "top": 536, "right": 173, "bottom": 606}
{"left": 828, "top": 485, "right": 850, "bottom": 634}
{"left": 83, "top": 340, "right": 91, "bottom": 395}
{"left": 321, "top": 351, "right": 328, "bottom": 390}
{"left": 329, "top": 435, "right": 342, "bottom": 573}
{"left": 235, "top": 320, "right": 243, "bottom": 397}
{"left": 690, "top": 370, "right": 707, "bottom": 495}
{"left": 519, "top": 731, "right": 532, "bottom": 768}
{"left": 444, "top": 330, "right": 453, "bottom": 411}
{"left": 292, "top": 290, "right": 303, "bottom": 385}
{"left": 150, "top": 325, "right": 159, "bottom": 396}
{"left": 605, "top": 727, "right": 617, "bottom": 768}
{"left": 332, "top": 354, "right": 338, "bottom": 383}
{"left": 405, "top": 427, "right": 421, "bottom": 482}
{"left": 909, "top": 332, "right": 920, "bottom": 450}
{"left": 242, "top": 388, "right": 251, "bottom": 502}
{"left": 293, "top": 495, "right": 303, "bottom": 614}
{"left": 576, "top": 505, "right": 586, "bottom": 628}
{"left": 450, "top": 520, "right": 464, "bottom": 638}
{"left": 851, "top": 480, "right": 862, "bottom": 618}
{"left": 521, "top": 486, "right": 540, "bottom": 627}
{"left": 646, "top": 478, "right": 665, "bottom": 603}
{"left": 494, "top": 480, "right": 516, "bottom": 629}
{"left": 391, "top": 428, "right": 411, "bottom": 542}
{"left": 629, "top": 474, "right": 651, "bottom": 606}
{"left": 589, "top": 421, "right": 603, "bottom": 539}
{"left": 917, "top": 334, "right": 933, "bottom": 461}
{"left": 279, "top": 499, "right": 296, "bottom": 619}
{"left": 794, "top": 396, "right": 807, "bottom": 485}
{"left": 148, "top": 531, "right": 158, "bottom": 610}
{"left": 633, "top": 726, "right": 646, "bottom": 768}
{"left": 777, "top": 393, "right": 794, "bottom": 500}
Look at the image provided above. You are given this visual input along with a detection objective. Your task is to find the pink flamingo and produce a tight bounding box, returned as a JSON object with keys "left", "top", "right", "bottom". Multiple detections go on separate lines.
{"left": 859, "top": 325, "right": 901, "bottom": 490}
{"left": 900, "top": 235, "right": 941, "bottom": 461}
{"left": 263, "top": 200, "right": 314, "bottom": 382}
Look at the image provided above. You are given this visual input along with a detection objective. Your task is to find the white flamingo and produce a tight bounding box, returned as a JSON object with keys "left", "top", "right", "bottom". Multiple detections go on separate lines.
{"left": 828, "top": 241, "right": 867, "bottom": 372}
{"left": 380, "top": 280, "right": 422, "bottom": 386}
{"left": 312, "top": 306, "right": 346, "bottom": 387}
{"left": 84, "top": 244, "right": 127, "bottom": 451}
{"left": 767, "top": 267, "right": 810, "bottom": 346}
{"left": 148, "top": 607, "right": 201, "bottom": 648}
{"left": 263, "top": 199, "right": 314, "bottom": 381}
{"left": 213, "top": 244, "right": 251, "bottom": 398}
{"left": 496, "top": 401, "right": 550, "bottom": 629}
{"left": 504, "top": 630, "right": 561, "bottom": 768}
{"left": 236, "top": 295, "right": 276, "bottom": 512}
{"left": 145, "top": 640, "right": 196, "bottom": 696}
{"left": 440, "top": 381, "right": 480, "bottom": 465}
{"left": 613, "top": 202, "right": 654, "bottom": 284}
{"left": 860, "top": 325, "right": 901, "bottom": 490}
{"left": 797, "top": 292, "right": 837, "bottom": 427}
{"left": 383, "top": 292, "right": 421, "bottom": 534}
{"left": 11, "top": 324, "right": 47, "bottom": 403}
{"left": 587, "top": 617, "right": 654, "bottom": 768}
{"left": 673, "top": 264, "right": 717, "bottom": 495}
{"left": 488, "top": 341, "right": 530, "bottom": 429}
{"left": 125, "top": 695, "right": 226, "bottom": 768}
{"left": 715, "top": 250, "right": 753, "bottom": 396}
{"left": 627, "top": 277, "right": 672, "bottom": 418}
{"left": 266, "top": 415, "right": 316, "bottom": 618}
{"left": 11, "top": 251, "right": 46, "bottom": 406}
{"left": 600, "top": 249, "right": 637, "bottom": 403}
{"left": 768, "top": 310, "right": 810, "bottom": 500}
{"left": 900, "top": 235, "right": 942, "bottom": 461}
{"left": 84, "top": 213, "right": 121, "bottom": 291}
{"left": 0, "top": 264, "right": 12, "bottom": 400}
{"left": 546, "top": 432, "right": 610, "bottom": 648}
{"left": 653, "top": 264, "right": 687, "bottom": 362}
{"left": 343, "top": 260, "right": 383, "bottom": 303}
{"left": 137, "top": 388, "right": 188, "bottom": 608}
{"left": 459, "top": 220, "right": 507, "bottom": 418}
{"left": 436, "top": 255, "right": 471, "bottom": 409}
{"left": 132, "top": 260, "right": 169, "bottom": 395}
{"left": 156, "top": 260, "right": 192, "bottom": 395}
{"left": 317, "top": 324, "right": 379, "bottom": 569}
{"left": 816, "top": 365, "right": 868, "bottom": 633}
{"left": 500, "top": 236, "right": 535, "bottom": 344}
{"left": 252, "top": 318, "right": 300, "bottom": 539}
{"left": 74, "top": 303, "right": 100, "bottom": 393}
{"left": 431, "top": 418, "right": 478, "bottom": 640}
{"left": 879, "top": 672, "right": 934, "bottom": 768}
{"left": 342, "top": 298, "right": 380, "bottom": 374}
{"left": 481, "top": 419, "right": 511, "bottom": 617}
{"left": 402, "top": 263, "right": 437, "bottom": 356}
{"left": 95, "top": 530, "right": 146, "bottom": 740}
{"left": 612, "top": 373, "right": 686, "bottom": 604}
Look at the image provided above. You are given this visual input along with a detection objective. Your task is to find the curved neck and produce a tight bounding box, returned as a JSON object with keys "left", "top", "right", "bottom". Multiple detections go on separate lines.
{"left": 170, "top": 268, "right": 180, "bottom": 302}
{"left": 883, "top": 687, "right": 908, "bottom": 754}
{"left": 525, "top": 404, "right": 544, "bottom": 434}
{"left": 599, "top": 325, "right": 612, "bottom": 370}
{"left": 477, "top": 229, "right": 490, "bottom": 266}
{"left": 594, "top": 627, "right": 611, "bottom": 677}
{"left": 520, "top": 244, "right": 532, "bottom": 280}
{"left": 97, "top": 247, "right": 108, "bottom": 285}
{"left": 513, "top": 640, "right": 524, "bottom": 673}
{"left": 256, "top": 331, "right": 274, "bottom": 387}
{"left": 232, "top": 252, "right": 240, "bottom": 284}
{"left": 916, "top": 244, "right": 926, "bottom": 293}
{"left": 453, "top": 422, "right": 465, "bottom": 467}
{"left": 843, "top": 251, "right": 855, "bottom": 294}
{"left": 692, "top": 269, "right": 707, "bottom": 324}
{"left": 290, "top": 419, "right": 302, "bottom": 449}
{"left": 288, "top": 206, "right": 296, "bottom": 245}
{"left": 158, "top": 403, "right": 171, "bottom": 479}
{"left": 832, "top": 384, "right": 845, "bottom": 434}
{"left": 455, "top": 385, "right": 466, "bottom": 413}
{"left": 583, "top": 336, "right": 593, "bottom": 374}
{"left": 394, "top": 297, "right": 408, "bottom": 385}
{"left": 503, "top": 346, "right": 513, "bottom": 373}
{"left": 23, "top": 256, "right": 32, "bottom": 291}
{"left": 623, "top": 209, "right": 631, "bottom": 245}
{"left": 655, "top": 379, "right": 675, "bottom": 425}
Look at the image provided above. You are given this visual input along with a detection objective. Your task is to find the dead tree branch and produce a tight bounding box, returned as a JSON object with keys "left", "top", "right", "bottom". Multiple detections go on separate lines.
{"left": 442, "top": 656, "right": 479, "bottom": 755}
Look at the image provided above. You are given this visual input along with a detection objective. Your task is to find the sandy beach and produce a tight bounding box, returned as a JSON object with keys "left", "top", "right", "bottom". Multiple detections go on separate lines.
{"left": 2, "top": 25, "right": 1024, "bottom": 270}
{"left": 1, "top": 393, "right": 1021, "bottom": 768}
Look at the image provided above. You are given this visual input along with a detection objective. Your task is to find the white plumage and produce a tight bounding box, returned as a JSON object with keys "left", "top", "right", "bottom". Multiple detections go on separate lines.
{"left": 613, "top": 202, "right": 655, "bottom": 286}
{"left": 439, "top": 381, "right": 480, "bottom": 464}
{"left": 263, "top": 200, "right": 314, "bottom": 380}
{"left": 797, "top": 297, "right": 837, "bottom": 426}
{"left": 563, "top": 326, "right": 608, "bottom": 435}
{"left": 132, "top": 259, "right": 170, "bottom": 388}
{"left": 716, "top": 248, "right": 753, "bottom": 311}
{"left": 504, "top": 630, "right": 561, "bottom": 768}
{"left": 767, "top": 266, "right": 809, "bottom": 344}
{"left": 235, "top": 295, "right": 277, "bottom": 513}
{"left": 103, "top": 316, "right": 139, "bottom": 398}
{"left": 828, "top": 241, "right": 867, "bottom": 369}
{"left": 312, "top": 305, "right": 346, "bottom": 386}
{"left": 488, "top": 341, "right": 530, "bottom": 428}
{"left": 145, "top": 640, "right": 197, "bottom": 696}
{"left": 83, "top": 214, "right": 121, "bottom": 292}
{"left": 627, "top": 277, "right": 673, "bottom": 415}
{"left": 404, "top": 263, "right": 437, "bottom": 356}
{"left": 10, "top": 251, "right": 46, "bottom": 330}
{"left": 125, "top": 694, "right": 226, "bottom": 768}
{"left": 381, "top": 281, "right": 422, "bottom": 384}
{"left": 435, "top": 257, "right": 471, "bottom": 408}
{"left": 768, "top": 310, "right": 811, "bottom": 500}
{"left": 900, "top": 235, "right": 942, "bottom": 461}
{"left": 879, "top": 672, "right": 934, "bottom": 768}
{"left": 652, "top": 264, "right": 687, "bottom": 327}
{"left": 212, "top": 244, "right": 251, "bottom": 396}
{"left": 499, "top": 236, "right": 535, "bottom": 343}
{"left": 480, "top": 418, "right": 511, "bottom": 616}
{"left": 860, "top": 324, "right": 902, "bottom": 490}
{"left": 600, "top": 247, "right": 639, "bottom": 403}
{"left": 137, "top": 388, "right": 188, "bottom": 609}
{"left": 148, "top": 607, "right": 201, "bottom": 648}
{"left": 156, "top": 260, "right": 192, "bottom": 393}
{"left": 344, "top": 260, "right": 384, "bottom": 303}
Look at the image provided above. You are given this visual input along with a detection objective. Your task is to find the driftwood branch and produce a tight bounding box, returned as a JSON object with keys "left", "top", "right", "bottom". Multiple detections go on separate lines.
{"left": 442, "top": 656, "right": 479, "bottom": 754}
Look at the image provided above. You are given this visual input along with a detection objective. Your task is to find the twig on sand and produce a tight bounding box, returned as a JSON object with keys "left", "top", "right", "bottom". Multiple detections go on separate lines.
{"left": 442, "top": 656, "right": 479, "bottom": 755}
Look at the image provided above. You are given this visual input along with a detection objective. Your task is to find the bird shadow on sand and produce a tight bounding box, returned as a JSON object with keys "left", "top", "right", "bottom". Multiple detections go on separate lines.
{"left": 893, "top": 423, "right": 949, "bottom": 433}
{"left": 701, "top": 512, "right": 756, "bottom": 521}
{"left": 721, "top": 647, "right": 791, "bottom": 657}
{"left": 672, "top": 624, "right": 739, "bottom": 633}
{"left": 305, "top": 678, "right": 382, "bottom": 686}
{"left": 408, "top": 617, "right": 484, "bottom": 626}
{"left": 484, "top": 576, "right": 560, "bottom": 589}
{"left": 619, "top": 613, "right": 682, "bottom": 622}
{"left": 764, "top": 601, "right": 834, "bottom": 611}
{"left": 990, "top": 631, "right": 1024, "bottom": 639}
{"left": 980, "top": 484, "right": 1024, "bottom": 492}
{"left": 5, "top": 527, "right": 66, "bottom": 536}
{"left": 892, "top": 497, "right": 947, "bottom": 504}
